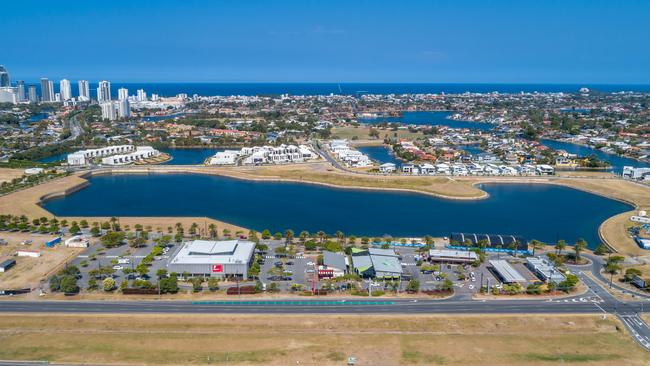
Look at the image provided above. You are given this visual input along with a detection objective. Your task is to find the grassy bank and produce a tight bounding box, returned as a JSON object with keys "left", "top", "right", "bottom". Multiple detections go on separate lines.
{"left": 0, "top": 313, "right": 647, "bottom": 366}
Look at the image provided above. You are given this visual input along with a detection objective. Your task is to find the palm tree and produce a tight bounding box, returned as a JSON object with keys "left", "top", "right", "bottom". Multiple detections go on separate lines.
{"left": 208, "top": 223, "right": 217, "bottom": 239}
{"left": 574, "top": 238, "right": 587, "bottom": 263}
{"left": 555, "top": 240, "right": 567, "bottom": 256}
{"left": 284, "top": 229, "right": 294, "bottom": 246}
{"left": 508, "top": 242, "right": 517, "bottom": 258}
{"left": 299, "top": 231, "right": 309, "bottom": 243}
{"left": 530, "top": 240, "right": 544, "bottom": 256}
{"left": 335, "top": 231, "right": 345, "bottom": 245}
{"left": 317, "top": 231, "right": 326, "bottom": 244}
{"left": 604, "top": 262, "right": 621, "bottom": 288}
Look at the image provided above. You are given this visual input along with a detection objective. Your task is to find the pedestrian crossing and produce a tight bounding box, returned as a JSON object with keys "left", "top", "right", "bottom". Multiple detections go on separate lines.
{"left": 547, "top": 296, "right": 603, "bottom": 304}
{"left": 265, "top": 255, "right": 305, "bottom": 259}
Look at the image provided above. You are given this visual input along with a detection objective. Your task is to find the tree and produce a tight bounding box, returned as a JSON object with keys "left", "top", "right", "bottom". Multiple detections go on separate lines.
{"left": 594, "top": 243, "right": 610, "bottom": 256}
{"left": 573, "top": 238, "right": 587, "bottom": 263}
{"left": 156, "top": 269, "right": 168, "bottom": 279}
{"left": 284, "top": 229, "right": 294, "bottom": 246}
{"left": 160, "top": 274, "right": 179, "bottom": 294}
{"left": 208, "top": 223, "right": 218, "bottom": 239}
{"left": 273, "top": 232, "right": 282, "bottom": 240}
{"left": 59, "top": 275, "right": 79, "bottom": 294}
{"left": 406, "top": 279, "right": 420, "bottom": 293}
{"left": 79, "top": 220, "right": 89, "bottom": 228}
{"left": 555, "top": 240, "right": 567, "bottom": 256}
{"left": 90, "top": 226, "right": 101, "bottom": 237}
{"left": 191, "top": 277, "right": 203, "bottom": 292}
{"left": 624, "top": 268, "right": 642, "bottom": 282}
{"left": 87, "top": 278, "right": 98, "bottom": 291}
{"left": 136, "top": 263, "right": 149, "bottom": 278}
{"left": 261, "top": 229, "right": 271, "bottom": 239}
{"left": 100, "top": 231, "right": 125, "bottom": 248}
{"left": 103, "top": 277, "right": 116, "bottom": 291}
{"left": 208, "top": 277, "right": 220, "bottom": 291}
{"left": 530, "top": 239, "right": 544, "bottom": 256}
{"left": 299, "top": 230, "right": 309, "bottom": 243}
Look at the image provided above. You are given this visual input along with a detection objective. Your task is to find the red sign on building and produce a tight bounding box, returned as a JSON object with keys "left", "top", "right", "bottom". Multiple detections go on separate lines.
{"left": 211, "top": 264, "right": 223, "bottom": 273}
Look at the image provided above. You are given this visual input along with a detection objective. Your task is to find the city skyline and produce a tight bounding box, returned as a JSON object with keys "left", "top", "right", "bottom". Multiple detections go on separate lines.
{"left": 2, "top": 0, "right": 650, "bottom": 84}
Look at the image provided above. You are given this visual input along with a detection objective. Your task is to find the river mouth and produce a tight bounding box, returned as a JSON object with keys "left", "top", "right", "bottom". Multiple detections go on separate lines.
{"left": 41, "top": 173, "right": 632, "bottom": 248}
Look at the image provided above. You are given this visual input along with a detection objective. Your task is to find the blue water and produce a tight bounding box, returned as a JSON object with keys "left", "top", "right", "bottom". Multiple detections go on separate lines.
{"left": 29, "top": 82, "right": 650, "bottom": 99}
{"left": 357, "top": 145, "right": 401, "bottom": 166}
{"left": 27, "top": 113, "right": 49, "bottom": 122}
{"left": 42, "top": 174, "right": 632, "bottom": 248}
{"left": 161, "top": 148, "right": 223, "bottom": 165}
{"left": 358, "top": 111, "right": 494, "bottom": 130}
{"left": 142, "top": 113, "right": 189, "bottom": 122}
{"left": 38, "top": 153, "right": 68, "bottom": 163}
{"left": 462, "top": 145, "right": 484, "bottom": 156}
{"left": 540, "top": 139, "right": 650, "bottom": 172}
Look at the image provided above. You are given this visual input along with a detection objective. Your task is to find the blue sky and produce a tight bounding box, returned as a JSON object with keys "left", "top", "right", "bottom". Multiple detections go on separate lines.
{"left": 2, "top": 0, "right": 650, "bottom": 83}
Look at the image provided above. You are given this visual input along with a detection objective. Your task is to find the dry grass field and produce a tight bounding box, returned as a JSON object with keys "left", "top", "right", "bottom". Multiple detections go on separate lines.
{"left": 0, "top": 168, "right": 24, "bottom": 183}
{"left": 0, "top": 313, "right": 647, "bottom": 366}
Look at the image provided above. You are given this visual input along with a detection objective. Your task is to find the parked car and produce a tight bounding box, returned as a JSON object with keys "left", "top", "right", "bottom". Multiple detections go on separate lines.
{"left": 112, "top": 265, "right": 123, "bottom": 270}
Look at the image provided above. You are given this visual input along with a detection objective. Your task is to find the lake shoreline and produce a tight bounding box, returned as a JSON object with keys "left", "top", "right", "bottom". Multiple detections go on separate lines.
{"left": 0, "top": 165, "right": 646, "bottom": 255}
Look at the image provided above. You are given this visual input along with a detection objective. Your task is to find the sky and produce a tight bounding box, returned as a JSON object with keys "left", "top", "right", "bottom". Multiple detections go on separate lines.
{"left": 2, "top": 0, "right": 650, "bottom": 84}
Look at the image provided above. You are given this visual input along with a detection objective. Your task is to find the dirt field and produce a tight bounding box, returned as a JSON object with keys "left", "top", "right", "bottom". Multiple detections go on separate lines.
{"left": 0, "top": 313, "right": 647, "bottom": 366}
{"left": 0, "top": 168, "right": 24, "bottom": 183}
{"left": 0, "top": 232, "right": 83, "bottom": 289}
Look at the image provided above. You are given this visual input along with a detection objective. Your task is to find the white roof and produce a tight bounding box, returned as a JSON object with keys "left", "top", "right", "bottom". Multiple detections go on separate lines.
{"left": 429, "top": 249, "right": 478, "bottom": 260}
{"left": 170, "top": 239, "right": 255, "bottom": 265}
{"left": 489, "top": 260, "right": 526, "bottom": 283}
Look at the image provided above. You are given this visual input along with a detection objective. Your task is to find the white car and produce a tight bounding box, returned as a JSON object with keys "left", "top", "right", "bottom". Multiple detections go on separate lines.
{"left": 306, "top": 261, "right": 315, "bottom": 266}
{"left": 112, "top": 265, "right": 123, "bottom": 270}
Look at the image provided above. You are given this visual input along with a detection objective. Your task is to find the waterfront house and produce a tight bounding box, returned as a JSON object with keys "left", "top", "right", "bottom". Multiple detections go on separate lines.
{"left": 209, "top": 150, "right": 240, "bottom": 165}
{"left": 379, "top": 163, "right": 396, "bottom": 174}
{"left": 536, "top": 164, "right": 555, "bottom": 175}
{"left": 101, "top": 146, "right": 161, "bottom": 165}
{"left": 419, "top": 163, "right": 436, "bottom": 175}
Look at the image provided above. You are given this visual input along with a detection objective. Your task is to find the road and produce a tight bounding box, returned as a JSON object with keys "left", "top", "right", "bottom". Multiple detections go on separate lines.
{"left": 569, "top": 259, "right": 650, "bottom": 350}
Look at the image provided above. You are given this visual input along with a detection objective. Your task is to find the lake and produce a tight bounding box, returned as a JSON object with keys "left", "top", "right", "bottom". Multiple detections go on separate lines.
{"left": 42, "top": 174, "right": 632, "bottom": 248}
{"left": 37, "top": 153, "right": 68, "bottom": 163}
{"left": 161, "top": 148, "right": 224, "bottom": 165}
{"left": 357, "top": 145, "right": 401, "bottom": 166}
{"left": 358, "top": 111, "right": 494, "bottom": 131}
{"left": 540, "top": 139, "right": 650, "bottom": 172}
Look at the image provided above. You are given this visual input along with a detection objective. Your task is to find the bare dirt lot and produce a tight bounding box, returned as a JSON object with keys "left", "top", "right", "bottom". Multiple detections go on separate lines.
{"left": 0, "top": 232, "right": 83, "bottom": 289}
{"left": 0, "top": 313, "right": 647, "bottom": 366}
{"left": 0, "top": 168, "right": 24, "bottom": 183}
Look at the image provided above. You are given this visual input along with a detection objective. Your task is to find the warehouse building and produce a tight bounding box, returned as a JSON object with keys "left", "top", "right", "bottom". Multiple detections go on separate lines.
{"left": 489, "top": 260, "right": 526, "bottom": 284}
{"left": 428, "top": 249, "right": 478, "bottom": 263}
{"left": 351, "top": 248, "right": 402, "bottom": 279}
{"left": 0, "top": 258, "right": 16, "bottom": 273}
{"left": 319, "top": 250, "right": 348, "bottom": 279}
{"left": 525, "top": 256, "right": 565, "bottom": 283}
{"left": 167, "top": 239, "right": 255, "bottom": 278}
